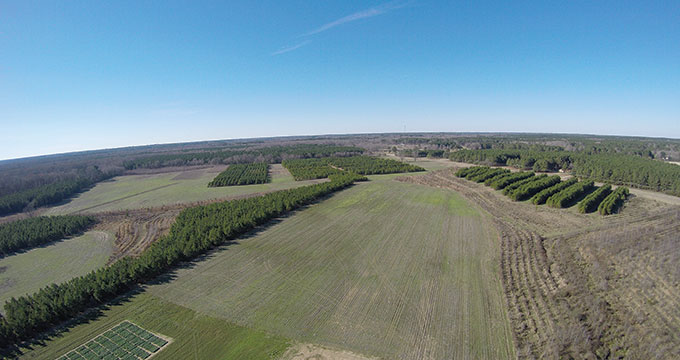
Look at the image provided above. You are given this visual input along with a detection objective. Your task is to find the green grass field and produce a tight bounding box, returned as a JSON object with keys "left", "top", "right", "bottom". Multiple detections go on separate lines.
{"left": 45, "top": 165, "right": 323, "bottom": 214}
{"left": 0, "top": 231, "right": 114, "bottom": 310}
{"left": 18, "top": 293, "right": 290, "bottom": 360}
{"left": 147, "top": 176, "right": 514, "bottom": 359}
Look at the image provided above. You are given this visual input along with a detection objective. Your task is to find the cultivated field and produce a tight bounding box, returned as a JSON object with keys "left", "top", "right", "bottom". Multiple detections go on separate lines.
{"left": 18, "top": 293, "right": 290, "bottom": 360}
{"left": 44, "top": 165, "right": 323, "bottom": 214}
{"left": 0, "top": 231, "right": 113, "bottom": 309}
{"left": 148, "top": 176, "right": 515, "bottom": 359}
{"left": 401, "top": 168, "right": 680, "bottom": 359}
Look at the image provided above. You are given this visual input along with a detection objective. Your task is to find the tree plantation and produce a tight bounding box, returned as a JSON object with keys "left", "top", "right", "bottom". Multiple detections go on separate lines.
{"left": 283, "top": 156, "right": 424, "bottom": 180}
{"left": 449, "top": 149, "right": 680, "bottom": 196}
{"left": 207, "top": 163, "right": 270, "bottom": 187}
{"left": 456, "top": 166, "right": 628, "bottom": 214}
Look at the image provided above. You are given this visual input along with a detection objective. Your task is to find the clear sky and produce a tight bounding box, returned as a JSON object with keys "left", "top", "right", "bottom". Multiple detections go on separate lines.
{"left": 1, "top": 1, "right": 679, "bottom": 160}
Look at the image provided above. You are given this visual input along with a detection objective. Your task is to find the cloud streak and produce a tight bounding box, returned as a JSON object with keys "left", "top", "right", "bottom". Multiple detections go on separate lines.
{"left": 271, "top": 40, "right": 311, "bottom": 56}
{"left": 272, "top": 1, "right": 409, "bottom": 56}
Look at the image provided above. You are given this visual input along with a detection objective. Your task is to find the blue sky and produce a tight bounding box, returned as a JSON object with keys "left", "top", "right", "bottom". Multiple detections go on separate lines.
{"left": 1, "top": 1, "right": 679, "bottom": 160}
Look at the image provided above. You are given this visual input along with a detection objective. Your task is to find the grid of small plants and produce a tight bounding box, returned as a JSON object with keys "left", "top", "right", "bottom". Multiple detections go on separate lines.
{"left": 57, "top": 321, "right": 169, "bottom": 360}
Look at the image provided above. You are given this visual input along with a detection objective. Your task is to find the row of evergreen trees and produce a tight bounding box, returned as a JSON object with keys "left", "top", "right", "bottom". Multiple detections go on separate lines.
{"left": 207, "top": 163, "right": 270, "bottom": 187}
{"left": 456, "top": 166, "right": 627, "bottom": 214}
{"left": 449, "top": 149, "right": 680, "bottom": 196}
{"left": 0, "top": 173, "right": 360, "bottom": 349}
{"left": 0, "top": 216, "right": 95, "bottom": 256}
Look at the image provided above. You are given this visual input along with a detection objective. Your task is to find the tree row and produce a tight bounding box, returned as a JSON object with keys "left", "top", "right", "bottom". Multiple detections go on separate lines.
{"left": 207, "top": 163, "right": 270, "bottom": 187}
{"left": 0, "top": 215, "right": 95, "bottom": 256}
{"left": 449, "top": 149, "right": 680, "bottom": 196}
{"left": 0, "top": 173, "right": 361, "bottom": 349}
{"left": 455, "top": 166, "right": 628, "bottom": 214}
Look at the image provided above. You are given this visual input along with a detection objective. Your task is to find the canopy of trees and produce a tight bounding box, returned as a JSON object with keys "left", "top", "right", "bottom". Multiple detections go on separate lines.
{"left": 123, "top": 144, "right": 364, "bottom": 170}
{"left": 0, "top": 215, "right": 95, "bottom": 256}
{"left": 207, "top": 163, "right": 269, "bottom": 187}
{"left": 0, "top": 168, "right": 115, "bottom": 216}
{"left": 283, "top": 156, "right": 424, "bottom": 181}
{"left": 578, "top": 185, "right": 612, "bottom": 213}
{"left": 598, "top": 187, "right": 629, "bottom": 215}
{"left": 450, "top": 149, "right": 680, "bottom": 196}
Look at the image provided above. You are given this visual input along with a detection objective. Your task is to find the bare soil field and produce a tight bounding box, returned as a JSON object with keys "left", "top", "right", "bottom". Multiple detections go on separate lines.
{"left": 399, "top": 168, "right": 680, "bottom": 359}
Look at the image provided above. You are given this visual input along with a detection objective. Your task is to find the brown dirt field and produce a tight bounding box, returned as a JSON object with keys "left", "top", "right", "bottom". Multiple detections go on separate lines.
{"left": 281, "top": 344, "right": 377, "bottom": 360}
{"left": 397, "top": 168, "right": 680, "bottom": 359}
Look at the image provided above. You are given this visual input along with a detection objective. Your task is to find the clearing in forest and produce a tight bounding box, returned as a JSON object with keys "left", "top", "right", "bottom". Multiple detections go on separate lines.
{"left": 148, "top": 176, "right": 515, "bottom": 359}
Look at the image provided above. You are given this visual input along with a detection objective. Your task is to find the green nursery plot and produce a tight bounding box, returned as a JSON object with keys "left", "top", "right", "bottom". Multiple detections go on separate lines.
{"left": 56, "top": 321, "right": 169, "bottom": 360}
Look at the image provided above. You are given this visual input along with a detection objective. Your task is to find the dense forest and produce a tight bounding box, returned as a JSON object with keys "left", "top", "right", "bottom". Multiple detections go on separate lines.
{"left": 0, "top": 168, "right": 116, "bottom": 217}
{"left": 283, "top": 156, "right": 424, "bottom": 181}
{"left": 449, "top": 149, "right": 680, "bottom": 196}
{"left": 0, "top": 216, "right": 95, "bottom": 256}
{"left": 207, "top": 163, "right": 270, "bottom": 187}
{"left": 0, "top": 173, "right": 361, "bottom": 349}
{"left": 123, "top": 144, "right": 364, "bottom": 170}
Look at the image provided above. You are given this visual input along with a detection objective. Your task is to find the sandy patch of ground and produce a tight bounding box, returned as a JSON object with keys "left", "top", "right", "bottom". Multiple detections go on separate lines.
{"left": 281, "top": 344, "right": 377, "bottom": 360}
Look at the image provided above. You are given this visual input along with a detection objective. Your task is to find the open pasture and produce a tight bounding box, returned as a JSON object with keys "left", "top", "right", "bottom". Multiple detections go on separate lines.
{"left": 148, "top": 176, "right": 515, "bottom": 359}
{"left": 18, "top": 293, "right": 290, "bottom": 360}
{"left": 0, "top": 231, "right": 113, "bottom": 310}
{"left": 44, "top": 165, "right": 323, "bottom": 214}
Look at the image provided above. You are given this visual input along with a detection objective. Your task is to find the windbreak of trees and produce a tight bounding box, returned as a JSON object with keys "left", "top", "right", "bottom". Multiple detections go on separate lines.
{"left": 207, "top": 163, "right": 269, "bottom": 187}
{"left": 0, "top": 173, "right": 361, "bottom": 349}
{"left": 578, "top": 185, "right": 612, "bottom": 213}
{"left": 530, "top": 178, "right": 578, "bottom": 205}
{"left": 546, "top": 180, "right": 595, "bottom": 208}
{"left": 283, "top": 156, "right": 424, "bottom": 181}
{"left": 508, "top": 175, "right": 561, "bottom": 201}
{"left": 455, "top": 166, "right": 625, "bottom": 213}
{"left": 449, "top": 149, "right": 680, "bottom": 196}
{"left": 598, "top": 187, "right": 629, "bottom": 215}
{"left": 0, "top": 216, "right": 95, "bottom": 256}
{"left": 503, "top": 175, "right": 548, "bottom": 195}
{"left": 0, "top": 168, "right": 115, "bottom": 216}
{"left": 123, "top": 144, "right": 365, "bottom": 170}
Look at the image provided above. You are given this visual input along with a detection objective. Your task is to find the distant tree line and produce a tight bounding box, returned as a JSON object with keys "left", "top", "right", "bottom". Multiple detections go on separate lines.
{"left": 123, "top": 144, "right": 365, "bottom": 170}
{"left": 449, "top": 149, "right": 680, "bottom": 196}
{"left": 0, "top": 173, "right": 361, "bottom": 349}
{"left": 0, "top": 215, "right": 95, "bottom": 256}
{"left": 208, "top": 163, "right": 270, "bottom": 187}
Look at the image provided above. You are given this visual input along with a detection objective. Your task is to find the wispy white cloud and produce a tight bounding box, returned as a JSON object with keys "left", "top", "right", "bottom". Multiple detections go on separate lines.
{"left": 271, "top": 40, "right": 311, "bottom": 56}
{"left": 272, "top": 1, "right": 410, "bottom": 56}
{"left": 303, "top": 1, "right": 409, "bottom": 36}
